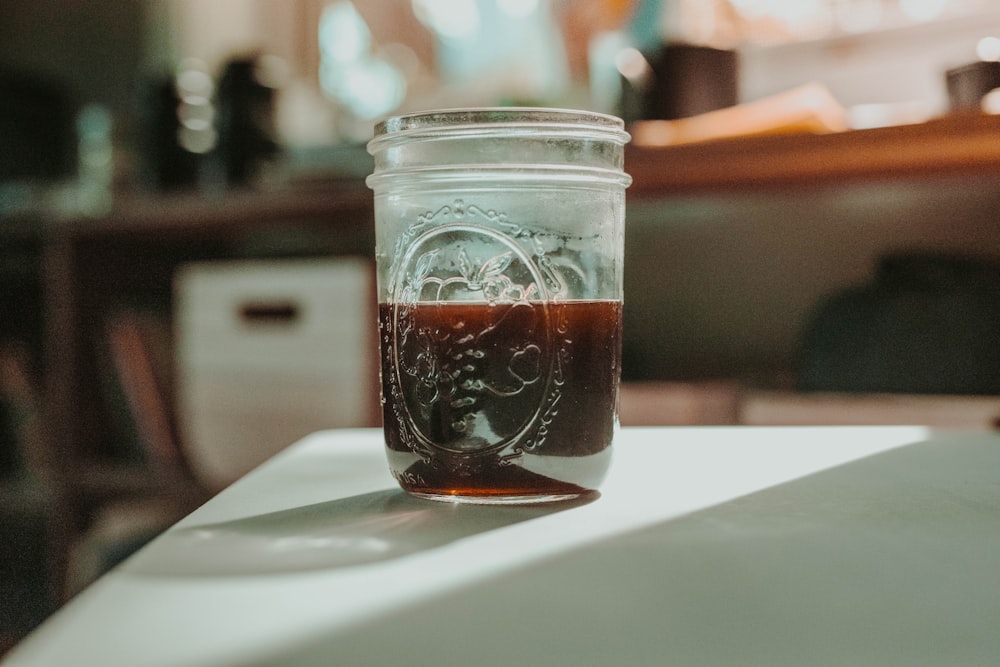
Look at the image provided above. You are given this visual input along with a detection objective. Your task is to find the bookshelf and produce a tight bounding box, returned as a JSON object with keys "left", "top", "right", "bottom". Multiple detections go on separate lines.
{"left": 625, "top": 111, "right": 1000, "bottom": 195}
{"left": 37, "top": 180, "right": 375, "bottom": 602}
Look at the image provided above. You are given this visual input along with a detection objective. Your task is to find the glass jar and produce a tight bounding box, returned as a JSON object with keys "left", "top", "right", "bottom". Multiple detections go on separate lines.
{"left": 367, "top": 108, "right": 631, "bottom": 503}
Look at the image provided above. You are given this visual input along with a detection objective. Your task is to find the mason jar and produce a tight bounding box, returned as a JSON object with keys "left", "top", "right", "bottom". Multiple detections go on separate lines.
{"left": 367, "top": 108, "right": 631, "bottom": 503}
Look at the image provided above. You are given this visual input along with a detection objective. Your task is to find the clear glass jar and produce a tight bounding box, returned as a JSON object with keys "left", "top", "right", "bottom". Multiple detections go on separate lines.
{"left": 367, "top": 108, "right": 631, "bottom": 503}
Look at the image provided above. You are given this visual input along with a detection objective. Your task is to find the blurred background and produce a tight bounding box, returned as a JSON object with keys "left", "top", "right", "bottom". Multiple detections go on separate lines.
{"left": 5, "top": 0, "right": 1000, "bottom": 654}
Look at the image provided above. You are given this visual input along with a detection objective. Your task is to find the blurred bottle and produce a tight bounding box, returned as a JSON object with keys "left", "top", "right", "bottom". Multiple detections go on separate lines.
{"left": 615, "top": 0, "right": 738, "bottom": 123}
{"left": 138, "top": 72, "right": 202, "bottom": 191}
{"left": 211, "top": 57, "right": 280, "bottom": 187}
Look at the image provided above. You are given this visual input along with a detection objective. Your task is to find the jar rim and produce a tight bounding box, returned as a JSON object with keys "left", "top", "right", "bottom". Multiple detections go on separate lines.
{"left": 366, "top": 164, "right": 632, "bottom": 191}
{"left": 368, "top": 107, "right": 630, "bottom": 154}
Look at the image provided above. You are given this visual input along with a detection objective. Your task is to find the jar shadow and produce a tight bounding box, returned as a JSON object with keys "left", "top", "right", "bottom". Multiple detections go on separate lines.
{"left": 122, "top": 488, "right": 598, "bottom": 577}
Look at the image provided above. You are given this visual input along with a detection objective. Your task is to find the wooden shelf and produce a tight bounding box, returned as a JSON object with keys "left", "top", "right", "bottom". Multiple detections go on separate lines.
{"left": 626, "top": 112, "right": 1000, "bottom": 195}
{"left": 32, "top": 183, "right": 377, "bottom": 603}
{"left": 47, "top": 179, "right": 372, "bottom": 238}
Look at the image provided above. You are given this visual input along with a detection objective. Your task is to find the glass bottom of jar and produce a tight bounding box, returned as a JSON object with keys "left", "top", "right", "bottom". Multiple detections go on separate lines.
{"left": 406, "top": 490, "right": 594, "bottom": 505}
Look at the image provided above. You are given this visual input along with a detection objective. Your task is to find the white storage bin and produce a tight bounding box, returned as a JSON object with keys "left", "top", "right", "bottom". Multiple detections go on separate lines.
{"left": 174, "top": 257, "right": 378, "bottom": 490}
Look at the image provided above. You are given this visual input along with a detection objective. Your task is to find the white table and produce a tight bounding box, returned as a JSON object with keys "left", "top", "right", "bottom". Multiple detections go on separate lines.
{"left": 6, "top": 426, "right": 1000, "bottom": 666}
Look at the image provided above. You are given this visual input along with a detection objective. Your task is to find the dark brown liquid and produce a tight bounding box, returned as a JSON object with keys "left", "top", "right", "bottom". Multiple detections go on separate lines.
{"left": 379, "top": 299, "right": 620, "bottom": 500}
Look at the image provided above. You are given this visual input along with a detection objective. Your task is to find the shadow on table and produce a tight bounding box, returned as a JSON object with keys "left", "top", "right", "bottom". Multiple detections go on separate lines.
{"left": 246, "top": 432, "right": 1000, "bottom": 667}
{"left": 121, "top": 488, "right": 597, "bottom": 577}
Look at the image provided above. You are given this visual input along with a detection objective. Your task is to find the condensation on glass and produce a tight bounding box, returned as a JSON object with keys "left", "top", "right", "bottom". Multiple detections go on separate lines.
{"left": 367, "top": 108, "right": 631, "bottom": 503}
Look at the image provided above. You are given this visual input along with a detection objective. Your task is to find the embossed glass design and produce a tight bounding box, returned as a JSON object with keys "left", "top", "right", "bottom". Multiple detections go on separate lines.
{"left": 367, "top": 108, "right": 631, "bottom": 503}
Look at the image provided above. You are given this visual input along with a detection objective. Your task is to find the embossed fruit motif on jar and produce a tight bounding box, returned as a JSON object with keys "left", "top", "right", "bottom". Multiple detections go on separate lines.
{"left": 366, "top": 108, "right": 631, "bottom": 503}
